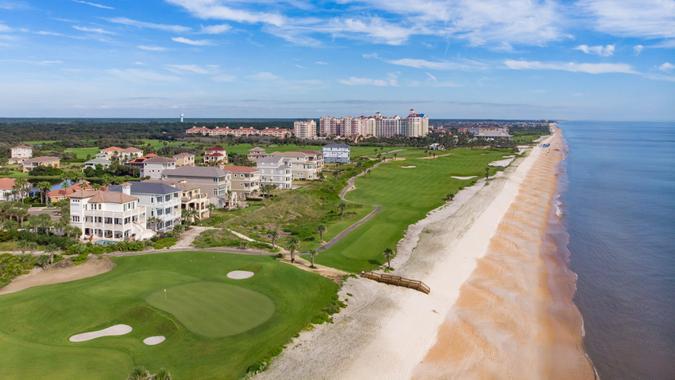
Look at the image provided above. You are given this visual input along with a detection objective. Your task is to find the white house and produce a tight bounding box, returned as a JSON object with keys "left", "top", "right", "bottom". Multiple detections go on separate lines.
{"left": 9, "top": 145, "right": 32, "bottom": 164}
{"left": 69, "top": 186, "right": 154, "bottom": 242}
{"left": 0, "top": 178, "right": 21, "bottom": 201}
{"left": 141, "top": 157, "right": 176, "bottom": 179}
{"left": 162, "top": 166, "right": 235, "bottom": 208}
{"left": 323, "top": 143, "right": 350, "bottom": 164}
{"left": 270, "top": 151, "right": 323, "bottom": 180}
{"left": 83, "top": 153, "right": 112, "bottom": 170}
{"left": 256, "top": 156, "right": 293, "bottom": 189}
{"left": 109, "top": 182, "right": 181, "bottom": 233}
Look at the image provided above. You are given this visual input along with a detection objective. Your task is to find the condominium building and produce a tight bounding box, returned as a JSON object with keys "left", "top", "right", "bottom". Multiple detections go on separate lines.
{"left": 162, "top": 166, "right": 235, "bottom": 208}
{"left": 323, "top": 143, "right": 350, "bottom": 164}
{"left": 146, "top": 179, "right": 211, "bottom": 222}
{"left": 247, "top": 147, "right": 267, "bottom": 162}
{"left": 100, "top": 146, "right": 144, "bottom": 162}
{"left": 186, "top": 126, "right": 291, "bottom": 139}
{"left": 9, "top": 144, "right": 32, "bottom": 164}
{"left": 293, "top": 120, "right": 318, "bottom": 139}
{"left": 109, "top": 182, "right": 181, "bottom": 233}
{"left": 69, "top": 186, "right": 154, "bottom": 242}
{"left": 319, "top": 108, "right": 429, "bottom": 138}
{"left": 22, "top": 156, "right": 60, "bottom": 172}
{"left": 256, "top": 156, "right": 293, "bottom": 189}
{"left": 140, "top": 157, "right": 176, "bottom": 179}
{"left": 204, "top": 146, "right": 228, "bottom": 165}
{"left": 270, "top": 151, "right": 323, "bottom": 180}
{"left": 222, "top": 166, "right": 261, "bottom": 199}
{"left": 173, "top": 152, "right": 195, "bottom": 167}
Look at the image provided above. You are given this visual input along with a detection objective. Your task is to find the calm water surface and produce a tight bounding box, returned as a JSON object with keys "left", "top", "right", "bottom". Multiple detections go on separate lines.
{"left": 561, "top": 121, "right": 675, "bottom": 379}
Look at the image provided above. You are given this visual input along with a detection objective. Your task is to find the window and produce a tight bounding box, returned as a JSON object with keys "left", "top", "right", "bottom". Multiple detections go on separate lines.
{"left": 165, "top": 207, "right": 171, "bottom": 215}
{"left": 156, "top": 196, "right": 162, "bottom": 203}
{"left": 157, "top": 208, "right": 164, "bottom": 215}
{"left": 105, "top": 217, "right": 113, "bottom": 224}
{"left": 72, "top": 216, "right": 80, "bottom": 222}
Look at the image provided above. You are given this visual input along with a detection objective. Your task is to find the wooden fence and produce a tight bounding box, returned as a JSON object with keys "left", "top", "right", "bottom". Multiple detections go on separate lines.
{"left": 360, "top": 271, "right": 431, "bottom": 294}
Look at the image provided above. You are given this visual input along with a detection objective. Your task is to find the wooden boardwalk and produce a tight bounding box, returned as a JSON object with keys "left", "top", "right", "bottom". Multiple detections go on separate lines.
{"left": 360, "top": 271, "right": 431, "bottom": 294}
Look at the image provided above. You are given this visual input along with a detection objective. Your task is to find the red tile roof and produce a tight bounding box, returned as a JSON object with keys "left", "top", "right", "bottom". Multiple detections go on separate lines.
{"left": 222, "top": 165, "right": 258, "bottom": 173}
{"left": 0, "top": 177, "right": 16, "bottom": 191}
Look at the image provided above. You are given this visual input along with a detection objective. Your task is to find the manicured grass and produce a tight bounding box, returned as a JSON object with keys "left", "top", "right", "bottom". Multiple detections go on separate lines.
{"left": 316, "top": 148, "right": 510, "bottom": 272}
{"left": 64, "top": 147, "right": 100, "bottom": 161}
{"left": 0, "top": 252, "right": 339, "bottom": 380}
{"left": 146, "top": 281, "right": 275, "bottom": 337}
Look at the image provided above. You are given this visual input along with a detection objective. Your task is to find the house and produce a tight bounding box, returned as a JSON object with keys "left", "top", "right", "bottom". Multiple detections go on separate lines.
{"left": 173, "top": 152, "right": 195, "bottom": 167}
{"left": 83, "top": 153, "right": 112, "bottom": 170}
{"left": 141, "top": 157, "right": 176, "bottom": 179}
{"left": 109, "top": 182, "right": 181, "bottom": 233}
{"left": 323, "top": 143, "right": 350, "bottom": 164}
{"left": 256, "top": 156, "right": 293, "bottom": 189}
{"left": 247, "top": 147, "right": 267, "bottom": 162}
{"left": 204, "top": 146, "right": 228, "bottom": 165}
{"left": 222, "top": 166, "right": 261, "bottom": 200}
{"left": 9, "top": 145, "right": 32, "bottom": 164}
{"left": 0, "top": 178, "right": 21, "bottom": 201}
{"left": 100, "top": 146, "right": 144, "bottom": 162}
{"left": 270, "top": 151, "right": 323, "bottom": 180}
{"left": 22, "top": 156, "right": 60, "bottom": 172}
{"left": 47, "top": 181, "right": 93, "bottom": 203}
{"left": 152, "top": 180, "right": 210, "bottom": 222}
{"left": 69, "top": 185, "right": 154, "bottom": 242}
{"left": 162, "top": 166, "right": 235, "bottom": 208}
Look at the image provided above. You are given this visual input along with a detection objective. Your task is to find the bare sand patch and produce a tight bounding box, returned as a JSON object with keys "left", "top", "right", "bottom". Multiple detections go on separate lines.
{"left": 451, "top": 176, "right": 476, "bottom": 180}
{"left": 143, "top": 336, "right": 166, "bottom": 346}
{"left": 401, "top": 165, "right": 416, "bottom": 169}
{"left": 489, "top": 157, "right": 516, "bottom": 167}
{"left": 0, "top": 257, "right": 114, "bottom": 296}
{"left": 227, "top": 270, "right": 254, "bottom": 279}
{"left": 69, "top": 324, "right": 132, "bottom": 343}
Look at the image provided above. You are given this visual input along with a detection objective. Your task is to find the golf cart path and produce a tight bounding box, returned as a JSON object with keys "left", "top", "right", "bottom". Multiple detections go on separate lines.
{"left": 318, "top": 206, "right": 381, "bottom": 252}
{"left": 173, "top": 226, "right": 214, "bottom": 249}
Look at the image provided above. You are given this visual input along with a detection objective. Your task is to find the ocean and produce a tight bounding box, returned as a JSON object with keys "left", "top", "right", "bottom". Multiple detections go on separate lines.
{"left": 561, "top": 121, "right": 675, "bottom": 379}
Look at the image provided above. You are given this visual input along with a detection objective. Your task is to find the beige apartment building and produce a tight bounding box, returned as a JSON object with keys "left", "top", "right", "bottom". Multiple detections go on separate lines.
{"left": 270, "top": 151, "right": 324, "bottom": 180}
{"left": 21, "top": 156, "right": 60, "bottom": 172}
{"left": 173, "top": 152, "right": 195, "bottom": 167}
{"left": 293, "top": 120, "right": 318, "bottom": 139}
{"left": 222, "top": 166, "right": 261, "bottom": 199}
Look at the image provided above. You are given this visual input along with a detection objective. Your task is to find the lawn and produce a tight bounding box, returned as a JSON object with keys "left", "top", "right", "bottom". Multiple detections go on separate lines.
{"left": 0, "top": 252, "right": 339, "bottom": 380}
{"left": 315, "top": 148, "right": 511, "bottom": 272}
{"left": 64, "top": 147, "right": 100, "bottom": 161}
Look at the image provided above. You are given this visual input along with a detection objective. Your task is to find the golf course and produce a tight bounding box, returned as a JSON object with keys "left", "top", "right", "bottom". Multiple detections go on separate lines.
{"left": 0, "top": 252, "right": 339, "bottom": 379}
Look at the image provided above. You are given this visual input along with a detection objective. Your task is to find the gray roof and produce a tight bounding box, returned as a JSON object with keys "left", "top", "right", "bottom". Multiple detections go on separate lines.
{"left": 324, "top": 143, "right": 350, "bottom": 149}
{"left": 85, "top": 157, "right": 111, "bottom": 165}
{"left": 162, "top": 166, "right": 229, "bottom": 178}
{"left": 109, "top": 182, "right": 179, "bottom": 195}
{"left": 144, "top": 156, "right": 175, "bottom": 164}
{"left": 256, "top": 155, "right": 285, "bottom": 165}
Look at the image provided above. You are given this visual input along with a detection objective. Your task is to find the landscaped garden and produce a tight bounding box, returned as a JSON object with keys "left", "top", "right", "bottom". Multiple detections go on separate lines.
{"left": 0, "top": 252, "right": 340, "bottom": 379}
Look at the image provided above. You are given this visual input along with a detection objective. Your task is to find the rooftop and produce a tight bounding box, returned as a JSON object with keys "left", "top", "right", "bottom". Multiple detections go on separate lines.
{"left": 24, "top": 156, "right": 60, "bottom": 163}
{"left": 0, "top": 177, "right": 16, "bottom": 191}
{"left": 70, "top": 190, "right": 138, "bottom": 204}
{"left": 163, "top": 166, "right": 229, "bottom": 178}
{"left": 143, "top": 157, "right": 176, "bottom": 164}
{"left": 110, "top": 182, "right": 179, "bottom": 195}
{"left": 222, "top": 165, "right": 258, "bottom": 174}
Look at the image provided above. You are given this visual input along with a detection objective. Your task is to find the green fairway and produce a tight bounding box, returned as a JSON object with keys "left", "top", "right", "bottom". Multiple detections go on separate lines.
{"left": 146, "top": 281, "right": 275, "bottom": 337}
{"left": 64, "top": 147, "right": 100, "bottom": 161}
{"left": 316, "top": 148, "right": 511, "bottom": 272}
{"left": 0, "top": 252, "right": 338, "bottom": 380}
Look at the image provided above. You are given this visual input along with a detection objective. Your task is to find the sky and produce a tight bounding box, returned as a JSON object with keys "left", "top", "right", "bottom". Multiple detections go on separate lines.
{"left": 0, "top": 0, "right": 673, "bottom": 120}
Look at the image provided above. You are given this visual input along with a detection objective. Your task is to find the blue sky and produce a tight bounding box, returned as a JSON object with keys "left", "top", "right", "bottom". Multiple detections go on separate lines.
{"left": 0, "top": 0, "right": 673, "bottom": 120}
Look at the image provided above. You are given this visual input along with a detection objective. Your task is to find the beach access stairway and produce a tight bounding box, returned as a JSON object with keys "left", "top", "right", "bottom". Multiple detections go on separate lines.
{"left": 360, "top": 271, "right": 431, "bottom": 294}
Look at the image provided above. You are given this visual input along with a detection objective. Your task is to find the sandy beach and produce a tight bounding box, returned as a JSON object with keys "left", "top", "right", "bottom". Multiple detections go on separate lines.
{"left": 257, "top": 130, "right": 582, "bottom": 379}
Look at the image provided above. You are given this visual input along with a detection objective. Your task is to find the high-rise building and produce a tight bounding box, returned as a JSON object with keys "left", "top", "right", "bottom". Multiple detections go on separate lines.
{"left": 405, "top": 108, "right": 429, "bottom": 137}
{"left": 318, "top": 109, "right": 428, "bottom": 138}
{"left": 293, "top": 120, "right": 318, "bottom": 139}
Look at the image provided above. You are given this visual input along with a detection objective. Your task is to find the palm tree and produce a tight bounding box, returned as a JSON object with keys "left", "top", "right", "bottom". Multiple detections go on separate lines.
{"left": 127, "top": 367, "right": 151, "bottom": 380}
{"left": 317, "top": 224, "right": 326, "bottom": 242}
{"left": 13, "top": 177, "right": 28, "bottom": 201}
{"left": 288, "top": 237, "right": 298, "bottom": 263}
{"left": 269, "top": 227, "right": 279, "bottom": 248}
{"left": 383, "top": 248, "right": 394, "bottom": 269}
{"left": 337, "top": 202, "right": 346, "bottom": 217}
{"left": 485, "top": 167, "right": 490, "bottom": 181}
{"left": 154, "top": 368, "right": 172, "bottom": 380}
{"left": 37, "top": 181, "right": 51, "bottom": 205}
{"left": 309, "top": 249, "right": 317, "bottom": 268}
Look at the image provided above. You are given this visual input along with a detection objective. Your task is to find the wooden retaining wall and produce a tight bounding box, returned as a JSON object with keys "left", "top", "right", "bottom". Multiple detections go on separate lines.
{"left": 360, "top": 271, "right": 431, "bottom": 294}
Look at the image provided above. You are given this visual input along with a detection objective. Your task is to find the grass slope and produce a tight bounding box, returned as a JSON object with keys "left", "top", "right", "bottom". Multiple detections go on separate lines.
{"left": 316, "top": 148, "right": 510, "bottom": 272}
{"left": 0, "top": 252, "right": 338, "bottom": 380}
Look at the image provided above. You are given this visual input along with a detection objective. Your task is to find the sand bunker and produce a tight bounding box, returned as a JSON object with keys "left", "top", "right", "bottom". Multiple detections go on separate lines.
{"left": 69, "top": 324, "right": 132, "bottom": 342}
{"left": 227, "top": 270, "right": 254, "bottom": 279}
{"left": 143, "top": 336, "right": 166, "bottom": 346}
{"left": 451, "top": 176, "right": 477, "bottom": 180}
{"left": 489, "top": 157, "right": 516, "bottom": 167}
{"left": 401, "top": 165, "right": 417, "bottom": 169}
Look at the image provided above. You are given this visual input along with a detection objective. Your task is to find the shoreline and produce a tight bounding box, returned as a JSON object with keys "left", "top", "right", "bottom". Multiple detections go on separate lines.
{"left": 256, "top": 133, "right": 556, "bottom": 379}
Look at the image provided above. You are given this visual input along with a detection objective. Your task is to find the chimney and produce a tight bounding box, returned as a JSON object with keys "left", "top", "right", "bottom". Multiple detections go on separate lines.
{"left": 121, "top": 183, "right": 131, "bottom": 195}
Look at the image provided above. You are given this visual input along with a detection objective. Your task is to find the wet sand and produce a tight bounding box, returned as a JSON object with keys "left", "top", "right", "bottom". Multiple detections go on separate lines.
{"left": 413, "top": 130, "right": 595, "bottom": 379}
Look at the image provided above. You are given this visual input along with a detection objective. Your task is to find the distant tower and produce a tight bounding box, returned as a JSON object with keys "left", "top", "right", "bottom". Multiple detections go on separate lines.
{"left": 180, "top": 113, "right": 184, "bottom": 123}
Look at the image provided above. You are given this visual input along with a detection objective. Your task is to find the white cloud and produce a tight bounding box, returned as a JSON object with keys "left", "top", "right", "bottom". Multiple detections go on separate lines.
{"left": 171, "top": 36, "right": 212, "bottom": 46}
{"left": 107, "top": 68, "right": 180, "bottom": 82}
{"left": 166, "top": 0, "right": 286, "bottom": 27}
{"left": 250, "top": 72, "right": 280, "bottom": 81}
{"left": 0, "top": 22, "right": 11, "bottom": 33}
{"left": 0, "top": 59, "right": 63, "bottom": 65}
{"left": 386, "top": 57, "right": 487, "bottom": 71}
{"left": 633, "top": 44, "right": 644, "bottom": 55}
{"left": 200, "top": 24, "right": 231, "bottom": 34}
{"left": 108, "top": 17, "right": 191, "bottom": 33}
{"left": 137, "top": 45, "right": 168, "bottom": 52}
{"left": 425, "top": 72, "right": 437, "bottom": 81}
{"left": 578, "top": 0, "right": 675, "bottom": 39}
{"left": 73, "top": 25, "right": 115, "bottom": 35}
{"left": 0, "top": 1, "right": 30, "bottom": 10}
{"left": 72, "top": 0, "right": 113, "bottom": 10}
{"left": 212, "top": 73, "right": 236, "bottom": 82}
{"left": 166, "top": 64, "right": 218, "bottom": 74}
{"left": 504, "top": 59, "right": 636, "bottom": 74}
{"left": 315, "top": 61, "right": 327, "bottom": 65}
{"left": 339, "top": 73, "right": 398, "bottom": 87}
{"left": 659, "top": 62, "right": 674, "bottom": 72}
{"left": 575, "top": 44, "right": 615, "bottom": 57}
{"left": 325, "top": 17, "right": 416, "bottom": 45}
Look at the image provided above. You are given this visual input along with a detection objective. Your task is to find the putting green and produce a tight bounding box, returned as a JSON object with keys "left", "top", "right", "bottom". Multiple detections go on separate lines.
{"left": 146, "top": 281, "right": 275, "bottom": 337}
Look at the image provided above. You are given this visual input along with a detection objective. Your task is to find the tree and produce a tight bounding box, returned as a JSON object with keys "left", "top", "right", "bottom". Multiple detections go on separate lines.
{"left": 309, "top": 249, "right": 317, "bottom": 268}
{"left": 12, "top": 177, "right": 28, "bottom": 201}
{"left": 383, "top": 248, "right": 394, "bottom": 269}
{"left": 485, "top": 167, "right": 490, "bottom": 181}
{"left": 147, "top": 217, "right": 161, "bottom": 232}
{"left": 337, "top": 202, "right": 346, "bottom": 217}
{"left": 37, "top": 181, "right": 51, "bottom": 205}
{"left": 317, "top": 224, "right": 326, "bottom": 242}
{"left": 127, "top": 367, "right": 151, "bottom": 380}
{"left": 269, "top": 227, "right": 279, "bottom": 248}
{"left": 288, "top": 237, "right": 298, "bottom": 263}
{"left": 155, "top": 368, "right": 173, "bottom": 380}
